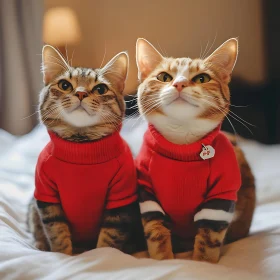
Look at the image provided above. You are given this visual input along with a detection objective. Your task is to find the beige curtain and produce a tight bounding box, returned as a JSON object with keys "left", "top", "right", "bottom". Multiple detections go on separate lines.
{"left": 0, "top": 0, "right": 43, "bottom": 135}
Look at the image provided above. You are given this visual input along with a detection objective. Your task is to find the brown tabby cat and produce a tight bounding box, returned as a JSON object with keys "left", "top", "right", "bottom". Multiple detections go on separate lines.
{"left": 135, "top": 38, "right": 256, "bottom": 262}
{"left": 27, "top": 45, "right": 144, "bottom": 255}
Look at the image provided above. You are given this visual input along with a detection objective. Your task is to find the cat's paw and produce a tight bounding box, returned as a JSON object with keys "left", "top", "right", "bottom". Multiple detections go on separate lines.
{"left": 149, "top": 249, "right": 174, "bottom": 260}
{"left": 164, "top": 252, "right": 175, "bottom": 260}
{"left": 51, "top": 241, "right": 73, "bottom": 255}
{"left": 192, "top": 246, "right": 220, "bottom": 263}
{"left": 63, "top": 247, "right": 73, "bottom": 256}
{"left": 35, "top": 241, "right": 49, "bottom": 252}
{"left": 59, "top": 242, "right": 73, "bottom": 256}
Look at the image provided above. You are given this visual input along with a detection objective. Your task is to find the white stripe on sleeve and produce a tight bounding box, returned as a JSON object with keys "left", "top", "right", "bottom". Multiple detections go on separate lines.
{"left": 194, "top": 208, "right": 233, "bottom": 223}
{"left": 139, "top": 200, "right": 165, "bottom": 215}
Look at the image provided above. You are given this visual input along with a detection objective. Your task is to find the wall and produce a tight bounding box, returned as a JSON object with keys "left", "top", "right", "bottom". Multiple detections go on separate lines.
{"left": 45, "top": 0, "right": 266, "bottom": 94}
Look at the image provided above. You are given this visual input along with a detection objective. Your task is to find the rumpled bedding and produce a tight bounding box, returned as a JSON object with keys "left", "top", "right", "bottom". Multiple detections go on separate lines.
{"left": 0, "top": 121, "right": 280, "bottom": 279}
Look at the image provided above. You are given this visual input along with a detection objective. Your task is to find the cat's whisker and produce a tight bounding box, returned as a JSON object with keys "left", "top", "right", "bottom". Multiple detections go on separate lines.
{"left": 137, "top": 98, "right": 163, "bottom": 116}
{"left": 126, "top": 99, "right": 160, "bottom": 125}
{"left": 202, "top": 94, "right": 251, "bottom": 108}
{"left": 70, "top": 48, "right": 75, "bottom": 67}
{"left": 41, "top": 106, "right": 60, "bottom": 119}
{"left": 130, "top": 100, "right": 162, "bottom": 128}
{"left": 140, "top": 96, "right": 162, "bottom": 104}
{"left": 21, "top": 110, "right": 40, "bottom": 120}
{"left": 45, "top": 107, "right": 63, "bottom": 126}
{"left": 126, "top": 113, "right": 139, "bottom": 121}
{"left": 199, "top": 41, "right": 203, "bottom": 59}
{"left": 129, "top": 103, "right": 140, "bottom": 109}
{"left": 65, "top": 44, "right": 70, "bottom": 66}
{"left": 41, "top": 105, "right": 62, "bottom": 122}
{"left": 51, "top": 109, "right": 64, "bottom": 125}
{"left": 196, "top": 96, "right": 253, "bottom": 135}
{"left": 139, "top": 103, "right": 163, "bottom": 126}
{"left": 163, "top": 47, "right": 168, "bottom": 58}
{"left": 202, "top": 94, "right": 228, "bottom": 102}
{"left": 203, "top": 32, "right": 217, "bottom": 59}
{"left": 157, "top": 40, "right": 168, "bottom": 57}
{"left": 194, "top": 97, "right": 239, "bottom": 137}
{"left": 99, "top": 43, "right": 107, "bottom": 69}
{"left": 126, "top": 94, "right": 137, "bottom": 98}
{"left": 201, "top": 95, "right": 255, "bottom": 127}
{"left": 41, "top": 103, "right": 64, "bottom": 115}
{"left": 201, "top": 39, "right": 210, "bottom": 60}
{"left": 230, "top": 104, "right": 250, "bottom": 108}
{"left": 124, "top": 98, "right": 137, "bottom": 104}
{"left": 228, "top": 110, "right": 255, "bottom": 127}
{"left": 125, "top": 112, "right": 140, "bottom": 124}
{"left": 141, "top": 94, "right": 162, "bottom": 102}
{"left": 100, "top": 111, "right": 121, "bottom": 130}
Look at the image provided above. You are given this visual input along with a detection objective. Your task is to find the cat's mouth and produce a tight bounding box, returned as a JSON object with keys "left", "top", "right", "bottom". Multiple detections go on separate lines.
{"left": 71, "top": 103, "right": 93, "bottom": 116}
{"left": 168, "top": 96, "right": 199, "bottom": 107}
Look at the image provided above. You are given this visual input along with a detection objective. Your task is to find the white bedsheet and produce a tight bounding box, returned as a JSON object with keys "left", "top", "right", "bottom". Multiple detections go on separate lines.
{"left": 0, "top": 122, "right": 280, "bottom": 280}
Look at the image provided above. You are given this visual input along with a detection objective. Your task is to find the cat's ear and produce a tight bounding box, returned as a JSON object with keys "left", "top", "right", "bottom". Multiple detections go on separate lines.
{"left": 101, "top": 52, "right": 128, "bottom": 93}
{"left": 136, "top": 38, "right": 163, "bottom": 81}
{"left": 42, "top": 45, "right": 70, "bottom": 85}
{"left": 205, "top": 38, "right": 238, "bottom": 81}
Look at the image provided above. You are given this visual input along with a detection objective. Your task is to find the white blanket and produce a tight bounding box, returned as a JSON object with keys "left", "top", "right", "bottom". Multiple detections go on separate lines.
{"left": 0, "top": 122, "right": 280, "bottom": 280}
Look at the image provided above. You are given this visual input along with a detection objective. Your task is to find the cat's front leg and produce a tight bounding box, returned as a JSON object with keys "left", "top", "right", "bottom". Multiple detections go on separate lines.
{"left": 193, "top": 224, "right": 228, "bottom": 263}
{"left": 97, "top": 202, "right": 144, "bottom": 254}
{"left": 192, "top": 199, "right": 234, "bottom": 263}
{"left": 36, "top": 200, "right": 73, "bottom": 255}
{"left": 140, "top": 189, "right": 174, "bottom": 260}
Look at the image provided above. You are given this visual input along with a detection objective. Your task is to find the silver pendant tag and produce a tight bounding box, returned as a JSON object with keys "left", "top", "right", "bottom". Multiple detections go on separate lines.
{"left": 200, "top": 144, "right": 215, "bottom": 160}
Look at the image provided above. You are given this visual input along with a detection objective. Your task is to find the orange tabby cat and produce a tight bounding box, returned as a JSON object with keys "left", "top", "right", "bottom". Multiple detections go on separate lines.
{"left": 135, "top": 38, "right": 255, "bottom": 263}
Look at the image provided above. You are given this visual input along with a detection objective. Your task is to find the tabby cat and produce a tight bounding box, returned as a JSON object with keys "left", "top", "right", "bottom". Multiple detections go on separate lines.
{"left": 27, "top": 45, "right": 144, "bottom": 255}
{"left": 135, "top": 38, "right": 256, "bottom": 262}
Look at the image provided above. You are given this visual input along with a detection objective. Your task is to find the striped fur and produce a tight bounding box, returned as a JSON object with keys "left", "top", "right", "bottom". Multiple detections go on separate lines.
{"left": 138, "top": 187, "right": 173, "bottom": 259}
{"left": 39, "top": 45, "right": 128, "bottom": 142}
{"left": 193, "top": 227, "right": 228, "bottom": 263}
{"left": 97, "top": 202, "right": 145, "bottom": 254}
{"left": 136, "top": 38, "right": 256, "bottom": 262}
{"left": 27, "top": 45, "right": 140, "bottom": 255}
{"left": 28, "top": 199, "right": 72, "bottom": 254}
{"left": 193, "top": 199, "right": 234, "bottom": 262}
{"left": 142, "top": 212, "right": 174, "bottom": 260}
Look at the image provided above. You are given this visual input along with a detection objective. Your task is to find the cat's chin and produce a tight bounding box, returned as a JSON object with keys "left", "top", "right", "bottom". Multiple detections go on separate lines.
{"left": 161, "top": 102, "right": 200, "bottom": 121}
{"left": 61, "top": 109, "right": 100, "bottom": 128}
{"left": 167, "top": 96, "right": 199, "bottom": 108}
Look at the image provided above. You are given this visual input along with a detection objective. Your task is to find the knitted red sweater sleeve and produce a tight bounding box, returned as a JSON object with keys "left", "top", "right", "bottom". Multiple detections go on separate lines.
{"left": 135, "top": 141, "right": 154, "bottom": 195}
{"left": 206, "top": 133, "right": 241, "bottom": 202}
{"left": 34, "top": 148, "right": 60, "bottom": 203}
{"left": 106, "top": 146, "right": 137, "bottom": 210}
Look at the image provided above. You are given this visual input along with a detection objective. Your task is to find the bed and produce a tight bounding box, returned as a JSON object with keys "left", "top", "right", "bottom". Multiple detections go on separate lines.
{"left": 0, "top": 121, "right": 280, "bottom": 280}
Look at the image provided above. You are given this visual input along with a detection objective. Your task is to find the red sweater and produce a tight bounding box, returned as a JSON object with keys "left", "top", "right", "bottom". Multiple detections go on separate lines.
{"left": 34, "top": 131, "right": 137, "bottom": 245}
{"left": 135, "top": 125, "right": 241, "bottom": 239}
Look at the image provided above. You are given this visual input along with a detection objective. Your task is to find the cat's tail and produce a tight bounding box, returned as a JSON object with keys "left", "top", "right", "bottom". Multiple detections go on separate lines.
{"left": 224, "top": 133, "right": 256, "bottom": 243}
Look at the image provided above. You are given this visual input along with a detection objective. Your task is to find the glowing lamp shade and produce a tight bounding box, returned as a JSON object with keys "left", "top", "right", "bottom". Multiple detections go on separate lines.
{"left": 43, "top": 7, "right": 81, "bottom": 46}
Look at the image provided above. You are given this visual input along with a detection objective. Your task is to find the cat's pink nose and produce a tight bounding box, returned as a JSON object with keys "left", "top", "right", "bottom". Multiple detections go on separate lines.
{"left": 75, "top": 91, "right": 88, "bottom": 101}
{"left": 172, "top": 79, "right": 188, "bottom": 92}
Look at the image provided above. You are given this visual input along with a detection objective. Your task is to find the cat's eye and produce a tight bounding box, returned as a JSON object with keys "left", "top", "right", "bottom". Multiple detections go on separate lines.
{"left": 192, "top": 74, "right": 211, "bottom": 84}
{"left": 157, "top": 72, "right": 173, "bottom": 83}
{"left": 92, "top": 84, "right": 109, "bottom": 95}
{"left": 58, "top": 80, "right": 73, "bottom": 92}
